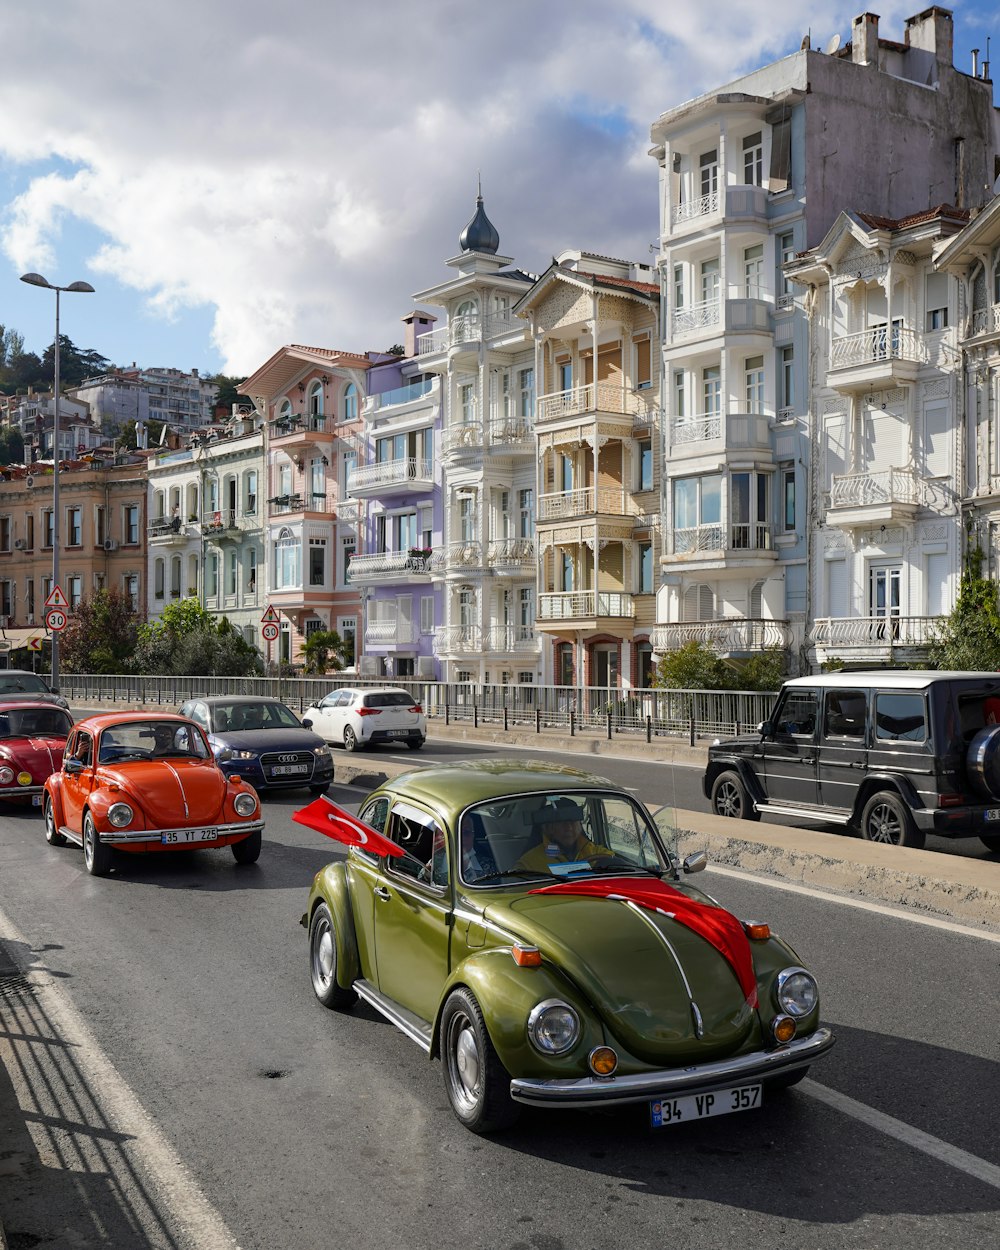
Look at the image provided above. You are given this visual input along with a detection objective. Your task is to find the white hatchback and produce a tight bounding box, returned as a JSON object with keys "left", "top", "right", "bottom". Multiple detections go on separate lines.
{"left": 302, "top": 688, "right": 426, "bottom": 753}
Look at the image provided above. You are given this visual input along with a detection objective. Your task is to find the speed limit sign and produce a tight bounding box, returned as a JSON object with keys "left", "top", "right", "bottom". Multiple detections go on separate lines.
{"left": 261, "top": 622, "right": 279, "bottom": 641}
{"left": 46, "top": 609, "right": 68, "bottom": 632}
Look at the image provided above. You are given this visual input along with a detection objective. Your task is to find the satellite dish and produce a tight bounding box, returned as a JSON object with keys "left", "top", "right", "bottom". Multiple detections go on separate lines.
{"left": 825, "top": 33, "right": 841, "bottom": 55}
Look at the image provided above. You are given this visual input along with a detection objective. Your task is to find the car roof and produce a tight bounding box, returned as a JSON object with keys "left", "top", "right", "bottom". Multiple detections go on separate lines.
{"left": 73, "top": 712, "right": 196, "bottom": 731}
{"left": 782, "top": 670, "right": 1000, "bottom": 691}
{"left": 379, "top": 760, "right": 618, "bottom": 814}
{"left": 0, "top": 700, "right": 70, "bottom": 712}
{"left": 198, "top": 696, "right": 288, "bottom": 706}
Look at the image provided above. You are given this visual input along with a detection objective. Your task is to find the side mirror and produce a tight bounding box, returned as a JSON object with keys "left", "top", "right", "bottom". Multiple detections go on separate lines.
{"left": 758, "top": 721, "right": 769, "bottom": 736}
{"left": 63, "top": 758, "right": 85, "bottom": 775}
{"left": 682, "top": 851, "right": 708, "bottom": 875}
{"left": 301, "top": 717, "right": 313, "bottom": 729}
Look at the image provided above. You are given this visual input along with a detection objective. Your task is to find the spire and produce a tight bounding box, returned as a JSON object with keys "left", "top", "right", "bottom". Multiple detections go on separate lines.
{"left": 459, "top": 177, "right": 500, "bottom": 255}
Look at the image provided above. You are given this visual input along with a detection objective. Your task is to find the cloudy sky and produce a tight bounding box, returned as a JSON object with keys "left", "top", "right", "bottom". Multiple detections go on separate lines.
{"left": 1, "top": 1, "right": 994, "bottom": 378}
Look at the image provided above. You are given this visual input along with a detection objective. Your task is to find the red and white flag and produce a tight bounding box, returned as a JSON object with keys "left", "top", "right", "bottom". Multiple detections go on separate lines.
{"left": 293, "top": 796, "right": 404, "bottom": 858}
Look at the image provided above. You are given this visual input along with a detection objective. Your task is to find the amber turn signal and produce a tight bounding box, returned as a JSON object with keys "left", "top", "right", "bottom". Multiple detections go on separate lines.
{"left": 511, "top": 944, "right": 543, "bottom": 967}
{"left": 588, "top": 1046, "right": 619, "bottom": 1076}
{"left": 771, "top": 1014, "right": 796, "bottom": 1044}
{"left": 743, "top": 921, "right": 771, "bottom": 940}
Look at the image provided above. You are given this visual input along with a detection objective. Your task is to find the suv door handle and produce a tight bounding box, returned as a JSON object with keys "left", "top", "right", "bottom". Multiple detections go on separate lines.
{"left": 800, "top": 756, "right": 817, "bottom": 765}
{"left": 374, "top": 886, "right": 391, "bottom": 901}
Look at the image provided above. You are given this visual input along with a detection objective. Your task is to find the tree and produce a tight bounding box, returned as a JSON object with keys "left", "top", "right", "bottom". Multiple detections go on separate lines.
{"left": 300, "top": 629, "right": 348, "bottom": 674}
{"left": 930, "top": 547, "right": 1000, "bottom": 670}
{"left": 60, "top": 588, "right": 143, "bottom": 674}
{"left": 133, "top": 598, "right": 264, "bottom": 676}
{"left": 208, "top": 374, "right": 249, "bottom": 412}
{"left": 727, "top": 646, "right": 788, "bottom": 692}
{"left": 0, "top": 426, "right": 24, "bottom": 465}
{"left": 653, "top": 640, "right": 727, "bottom": 690}
{"left": 40, "top": 335, "right": 110, "bottom": 388}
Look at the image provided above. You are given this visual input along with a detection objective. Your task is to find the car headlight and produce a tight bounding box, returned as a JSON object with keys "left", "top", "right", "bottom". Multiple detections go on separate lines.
{"left": 221, "top": 749, "right": 256, "bottom": 761}
{"left": 234, "top": 792, "right": 258, "bottom": 817}
{"left": 775, "top": 967, "right": 818, "bottom": 1018}
{"left": 313, "top": 747, "right": 331, "bottom": 759}
{"left": 527, "top": 999, "right": 581, "bottom": 1055}
{"left": 0, "top": 767, "right": 13, "bottom": 785}
{"left": 108, "top": 803, "right": 134, "bottom": 828}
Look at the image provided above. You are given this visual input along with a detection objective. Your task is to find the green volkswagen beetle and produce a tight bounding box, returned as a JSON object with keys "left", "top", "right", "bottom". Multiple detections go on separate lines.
{"left": 298, "top": 761, "right": 833, "bottom": 1134}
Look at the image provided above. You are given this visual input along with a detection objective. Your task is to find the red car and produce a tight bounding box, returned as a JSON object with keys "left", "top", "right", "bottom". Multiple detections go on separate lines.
{"left": 0, "top": 701, "right": 73, "bottom": 805}
{"left": 43, "top": 712, "right": 264, "bottom": 876}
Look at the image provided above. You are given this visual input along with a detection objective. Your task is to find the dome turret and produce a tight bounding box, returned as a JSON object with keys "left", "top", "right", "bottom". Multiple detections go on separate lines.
{"left": 459, "top": 180, "right": 500, "bottom": 254}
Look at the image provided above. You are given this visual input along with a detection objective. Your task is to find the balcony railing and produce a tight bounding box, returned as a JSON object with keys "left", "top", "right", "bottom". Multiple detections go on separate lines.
{"left": 416, "top": 314, "right": 525, "bottom": 356}
{"left": 347, "top": 458, "right": 434, "bottom": 492}
{"left": 830, "top": 325, "right": 926, "bottom": 369}
{"left": 365, "top": 377, "right": 435, "bottom": 413}
{"left": 346, "top": 551, "right": 431, "bottom": 582}
{"left": 671, "top": 523, "right": 772, "bottom": 555}
{"left": 672, "top": 299, "right": 721, "bottom": 336}
{"left": 671, "top": 190, "right": 719, "bottom": 225}
{"left": 653, "top": 618, "right": 791, "bottom": 653}
{"left": 810, "top": 615, "right": 943, "bottom": 649}
{"left": 970, "top": 307, "right": 1000, "bottom": 338}
{"left": 270, "top": 415, "right": 327, "bottom": 437}
{"left": 828, "top": 468, "right": 920, "bottom": 510}
{"left": 365, "top": 619, "right": 417, "bottom": 645}
{"left": 669, "top": 411, "right": 771, "bottom": 449}
{"left": 537, "top": 591, "right": 634, "bottom": 620}
{"left": 538, "top": 486, "right": 636, "bottom": 521}
{"left": 434, "top": 626, "right": 482, "bottom": 655}
{"left": 202, "top": 508, "right": 260, "bottom": 532}
{"left": 149, "top": 517, "right": 186, "bottom": 539}
{"left": 487, "top": 417, "right": 534, "bottom": 451}
{"left": 487, "top": 538, "right": 535, "bottom": 571}
{"left": 430, "top": 541, "right": 483, "bottom": 572}
{"left": 484, "top": 626, "right": 539, "bottom": 653}
{"left": 536, "top": 381, "right": 646, "bottom": 423}
{"left": 442, "top": 421, "right": 484, "bottom": 454}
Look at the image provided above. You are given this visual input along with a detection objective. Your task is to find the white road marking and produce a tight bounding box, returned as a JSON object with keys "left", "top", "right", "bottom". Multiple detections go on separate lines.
{"left": 0, "top": 906, "right": 238, "bottom": 1250}
{"left": 802, "top": 1080, "right": 1000, "bottom": 1191}
{"left": 706, "top": 862, "right": 1000, "bottom": 944}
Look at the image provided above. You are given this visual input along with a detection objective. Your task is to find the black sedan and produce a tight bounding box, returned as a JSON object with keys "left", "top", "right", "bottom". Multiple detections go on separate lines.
{"left": 178, "top": 696, "right": 334, "bottom": 795}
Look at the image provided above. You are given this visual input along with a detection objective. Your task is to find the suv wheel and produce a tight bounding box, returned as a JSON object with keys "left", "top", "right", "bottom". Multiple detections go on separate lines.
{"left": 710, "top": 770, "right": 760, "bottom": 822}
{"left": 859, "top": 791, "right": 925, "bottom": 850}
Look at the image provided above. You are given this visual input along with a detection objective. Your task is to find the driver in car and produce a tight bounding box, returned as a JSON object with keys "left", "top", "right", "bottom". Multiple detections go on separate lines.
{"left": 515, "top": 798, "right": 615, "bottom": 874}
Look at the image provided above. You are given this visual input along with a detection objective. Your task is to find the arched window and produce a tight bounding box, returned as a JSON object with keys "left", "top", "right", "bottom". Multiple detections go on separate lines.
{"left": 454, "top": 299, "right": 479, "bottom": 343}
{"left": 153, "top": 489, "right": 165, "bottom": 521}
{"left": 278, "top": 399, "right": 292, "bottom": 423}
{"left": 275, "top": 527, "right": 300, "bottom": 589}
{"left": 309, "top": 382, "right": 324, "bottom": 417}
{"left": 343, "top": 383, "right": 358, "bottom": 422}
{"left": 154, "top": 558, "right": 165, "bottom": 599}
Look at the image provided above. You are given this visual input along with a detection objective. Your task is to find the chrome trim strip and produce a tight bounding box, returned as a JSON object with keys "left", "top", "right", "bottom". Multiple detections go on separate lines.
{"left": 353, "top": 978, "right": 433, "bottom": 1053}
{"left": 509, "top": 1028, "right": 835, "bottom": 1107}
{"left": 621, "top": 899, "right": 704, "bottom": 1038}
{"left": 755, "top": 803, "right": 852, "bottom": 824}
{"left": 162, "top": 761, "right": 189, "bottom": 820}
{"left": 99, "top": 819, "right": 264, "bottom": 845}
{"left": 1, "top": 786, "right": 44, "bottom": 797}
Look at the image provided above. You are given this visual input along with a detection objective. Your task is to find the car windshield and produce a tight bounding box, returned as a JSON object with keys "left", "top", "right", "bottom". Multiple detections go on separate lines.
{"left": 98, "top": 721, "right": 210, "bottom": 763}
{"left": 0, "top": 708, "right": 72, "bottom": 737}
{"left": 210, "top": 702, "right": 302, "bottom": 732}
{"left": 0, "top": 674, "right": 49, "bottom": 696}
{"left": 457, "top": 791, "right": 669, "bottom": 888}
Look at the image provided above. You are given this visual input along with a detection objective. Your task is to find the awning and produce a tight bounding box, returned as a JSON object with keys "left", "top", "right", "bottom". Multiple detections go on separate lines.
{"left": 0, "top": 628, "right": 48, "bottom": 650}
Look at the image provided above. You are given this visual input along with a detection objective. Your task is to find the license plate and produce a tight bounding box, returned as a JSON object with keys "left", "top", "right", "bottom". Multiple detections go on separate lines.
{"left": 32, "top": 794, "right": 43, "bottom": 807}
{"left": 272, "top": 764, "right": 308, "bottom": 775}
{"left": 386, "top": 730, "right": 409, "bottom": 738}
{"left": 162, "top": 828, "right": 218, "bottom": 844}
{"left": 651, "top": 1084, "right": 761, "bottom": 1128}
{"left": 985, "top": 809, "right": 1000, "bottom": 822}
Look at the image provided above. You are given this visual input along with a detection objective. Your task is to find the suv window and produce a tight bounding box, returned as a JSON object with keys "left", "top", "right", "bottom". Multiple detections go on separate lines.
{"left": 365, "top": 692, "right": 414, "bottom": 709}
{"left": 823, "top": 689, "right": 867, "bottom": 739}
{"left": 875, "top": 693, "right": 927, "bottom": 742}
{"left": 773, "top": 689, "right": 818, "bottom": 737}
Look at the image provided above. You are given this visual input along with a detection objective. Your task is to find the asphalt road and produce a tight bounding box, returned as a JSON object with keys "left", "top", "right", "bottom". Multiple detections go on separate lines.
{"left": 1, "top": 769, "right": 998, "bottom": 1250}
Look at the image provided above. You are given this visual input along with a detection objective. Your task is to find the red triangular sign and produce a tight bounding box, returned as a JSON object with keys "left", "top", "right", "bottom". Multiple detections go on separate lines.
{"left": 45, "top": 586, "right": 69, "bottom": 609}
{"left": 261, "top": 605, "right": 280, "bottom": 623}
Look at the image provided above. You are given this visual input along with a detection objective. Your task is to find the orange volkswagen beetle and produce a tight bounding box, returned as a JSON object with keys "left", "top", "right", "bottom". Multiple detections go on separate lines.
{"left": 43, "top": 712, "right": 264, "bottom": 876}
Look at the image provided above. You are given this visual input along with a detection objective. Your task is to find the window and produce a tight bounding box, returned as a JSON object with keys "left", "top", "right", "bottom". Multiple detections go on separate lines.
{"left": 246, "top": 470, "right": 258, "bottom": 515}
{"left": 170, "top": 555, "right": 182, "bottom": 599}
{"left": 342, "top": 450, "right": 357, "bottom": 494}
{"left": 875, "top": 693, "right": 927, "bottom": 742}
{"left": 560, "top": 551, "right": 574, "bottom": 592}
{"left": 744, "top": 355, "right": 765, "bottom": 414}
{"left": 743, "top": 244, "right": 764, "bottom": 299}
{"left": 926, "top": 272, "right": 949, "bottom": 331}
{"left": 558, "top": 360, "right": 573, "bottom": 392}
{"left": 730, "top": 471, "right": 770, "bottom": 549}
{"left": 673, "top": 370, "right": 685, "bottom": 419}
{"left": 154, "top": 559, "right": 165, "bottom": 599}
{"left": 779, "top": 346, "right": 795, "bottom": 411}
{"left": 777, "top": 232, "right": 795, "bottom": 300}
{"left": 634, "top": 336, "right": 651, "bottom": 389}
{"left": 702, "top": 365, "right": 721, "bottom": 416}
{"left": 226, "top": 550, "right": 238, "bottom": 596}
{"left": 68, "top": 507, "right": 82, "bottom": 546}
{"left": 699, "top": 149, "right": 718, "bottom": 198}
{"left": 0, "top": 580, "right": 12, "bottom": 617}
{"left": 308, "top": 381, "right": 324, "bottom": 417}
{"left": 341, "top": 537, "right": 355, "bottom": 587}
{"left": 638, "top": 440, "right": 653, "bottom": 492}
{"left": 673, "top": 264, "right": 684, "bottom": 311}
{"left": 518, "top": 489, "right": 534, "bottom": 538}
{"left": 518, "top": 368, "right": 535, "bottom": 419}
{"left": 343, "top": 383, "right": 358, "bottom": 422}
{"left": 870, "top": 567, "right": 901, "bottom": 631}
{"left": 124, "top": 574, "right": 139, "bottom": 611}
{"left": 310, "top": 459, "right": 325, "bottom": 502}
{"left": 742, "top": 131, "right": 763, "bottom": 186}
{"left": 824, "top": 689, "right": 867, "bottom": 739}
{"left": 519, "top": 587, "right": 534, "bottom": 635}
{"left": 309, "top": 539, "right": 326, "bottom": 587}
{"left": 420, "top": 595, "right": 434, "bottom": 634}
{"left": 700, "top": 257, "right": 720, "bottom": 305}
{"left": 638, "top": 541, "right": 653, "bottom": 594}
{"left": 0, "top": 517, "right": 9, "bottom": 553}
{"left": 125, "top": 506, "right": 139, "bottom": 544}
{"left": 773, "top": 689, "right": 817, "bottom": 737}
{"left": 459, "top": 381, "right": 476, "bottom": 423}
{"left": 781, "top": 462, "right": 796, "bottom": 531}
{"left": 768, "top": 114, "right": 791, "bottom": 193}
{"left": 275, "top": 527, "right": 300, "bottom": 590}
{"left": 246, "top": 548, "right": 257, "bottom": 595}
{"left": 459, "top": 497, "right": 475, "bottom": 543}
{"left": 43, "top": 510, "right": 53, "bottom": 549}
{"left": 673, "top": 475, "right": 722, "bottom": 532}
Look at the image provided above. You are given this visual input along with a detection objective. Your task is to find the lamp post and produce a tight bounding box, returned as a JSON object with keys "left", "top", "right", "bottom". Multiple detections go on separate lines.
{"left": 19, "top": 273, "right": 95, "bottom": 691}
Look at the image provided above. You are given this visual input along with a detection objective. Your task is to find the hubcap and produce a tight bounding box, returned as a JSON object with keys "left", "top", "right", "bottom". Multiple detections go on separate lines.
{"left": 454, "top": 1023, "right": 480, "bottom": 1096}
{"left": 317, "top": 929, "right": 334, "bottom": 983}
{"left": 717, "top": 782, "right": 740, "bottom": 818}
{"left": 869, "top": 805, "right": 899, "bottom": 844}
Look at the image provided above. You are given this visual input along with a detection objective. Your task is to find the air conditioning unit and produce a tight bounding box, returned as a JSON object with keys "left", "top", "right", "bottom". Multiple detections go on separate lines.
{"left": 104, "top": 538, "right": 119, "bottom": 552}
{"left": 25, "top": 476, "right": 34, "bottom": 489}
{"left": 13, "top": 538, "right": 26, "bottom": 550}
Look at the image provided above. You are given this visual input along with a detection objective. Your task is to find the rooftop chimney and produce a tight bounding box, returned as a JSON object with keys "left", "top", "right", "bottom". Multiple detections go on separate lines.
{"left": 904, "top": 6, "right": 954, "bottom": 70}
{"left": 852, "top": 12, "right": 879, "bottom": 66}
{"left": 401, "top": 310, "right": 437, "bottom": 358}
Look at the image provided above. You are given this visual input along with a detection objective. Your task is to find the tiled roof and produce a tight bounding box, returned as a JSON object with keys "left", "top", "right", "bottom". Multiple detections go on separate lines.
{"left": 575, "top": 270, "right": 659, "bottom": 296}
{"left": 855, "top": 205, "right": 970, "bottom": 232}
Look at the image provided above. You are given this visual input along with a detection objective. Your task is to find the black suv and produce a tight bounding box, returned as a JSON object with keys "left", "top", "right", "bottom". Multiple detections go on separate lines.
{"left": 703, "top": 671, "right": 1000, "bottom": 852}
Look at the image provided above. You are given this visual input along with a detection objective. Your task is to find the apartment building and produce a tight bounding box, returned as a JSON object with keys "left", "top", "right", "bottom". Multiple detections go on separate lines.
{"left": 648, "top": 6, "right": 1000, "bottom": 672}
{"left": 514, "top": 250, "right": 661, "bottom": 690}
{"left": 0, "top": 390, "right": 103, "bottom": 462}
{"left": 73, "top": 366, "right": 217, "bottom": 435}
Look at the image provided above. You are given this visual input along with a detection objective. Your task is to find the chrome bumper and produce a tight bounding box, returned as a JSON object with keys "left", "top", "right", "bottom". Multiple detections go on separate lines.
{"left": 99, "top": 820, "right": 265, "bottom": 845}
{"left": 509, "top": 1027, "right": 834, "bottom": 1108}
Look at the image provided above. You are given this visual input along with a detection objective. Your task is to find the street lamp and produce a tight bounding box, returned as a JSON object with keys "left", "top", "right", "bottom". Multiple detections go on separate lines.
{"left": 19, "top": 272, "right": 95, "bottom": 692}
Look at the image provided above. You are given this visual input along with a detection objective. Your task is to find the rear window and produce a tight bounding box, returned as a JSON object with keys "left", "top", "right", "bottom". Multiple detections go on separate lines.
{"left": 364, "top": 692, "right": 415, "bottom": 709}
{"left": 874, "top": 692, "right": 927, "bottom": 742}
{"left": 0, "top": 674, "right": 48, "bottom": 695}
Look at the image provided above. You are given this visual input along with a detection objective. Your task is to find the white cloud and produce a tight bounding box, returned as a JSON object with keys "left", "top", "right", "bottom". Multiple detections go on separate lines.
{"left": 0, "top": 0, "right": 920, "bottom": 373}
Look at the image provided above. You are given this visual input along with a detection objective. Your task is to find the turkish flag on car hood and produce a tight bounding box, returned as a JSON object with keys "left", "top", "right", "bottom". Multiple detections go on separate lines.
{"left": 529, "top": 876, "right": 758, "bottom": 1007}
{"left": 293, "top": 797, "right": 404, "bottom": 857}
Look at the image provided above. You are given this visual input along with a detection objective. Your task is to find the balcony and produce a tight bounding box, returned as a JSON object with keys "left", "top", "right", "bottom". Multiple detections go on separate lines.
{"left": 487, "top": 417, "right": 534, "bottom": 455}
{"left": 365, "top": 619, "right": 417, "bottom": 646}
{"left": 484, "top": 626, "right": 539, "bottom": 655}
{"left": 430, "top": 541, "right": 485, "bottom": 576}
{"left": 653, "top": 618, "right": 791, "bottom": 655}
{"left": 363, "top": 376, "right": 436, "bottom": 416}
{"left": 826, "top": 468, "right": 921, "bottom": 527}
{"left": 669, "top": 410, "right": 770, "bottom": 455}
{"left": 828, "top": 324, "right": 926, "bottom": 392}
{"left": 672, "top": 299, "right": 721, "bottom": 339}
{"left": 148, "top": 517, "right": 188, "bottom": 543}
{"left": 267, "top": 492, "right": 344, "bottom": 517}
{"left": 202, "top": 508, "right": 260, "bottom": 538}
{"left": 537, "top": 591, "right": 635, "bottom": 630}
{"left": 670, "top": 190, "right": 720, "bottom": 228}
{"left": 346, "top": 551, "right": 431, "bottom": 583}
{"left": 347, "top": 458, "right": 434, "bottom": 498}
{"left": 535, "top": 381, "right": 651, "bottom": 427}
{"left": 969, "top": 306, "right": 1000, "bottom": 341}
{"left": 487, "top": 538, "right": 535, "bottom": 576}
{"left": 442, "top": 421, "right": 485, "bottom": 459}
{"left": 434, "top": 626, "right": 482, "bottom": 656}
{"left": 668, "top": 523, "right": 774, "bottom": 564}
{"left": 416, "top": 314, "right": 525, "bottom": 359}
{"left": 811, "top": 615, "right": 942, "bottom": 660}
{"left": 538, "top": 486, "right": 638, "bottom": 523}
{"left": 269, "top": 415, "right": 330, "bottom": 451}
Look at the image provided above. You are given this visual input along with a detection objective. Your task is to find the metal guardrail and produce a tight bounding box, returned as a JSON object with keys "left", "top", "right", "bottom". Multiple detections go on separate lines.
{"left": 58, "top": 675, "right": 778, "bottom": 743}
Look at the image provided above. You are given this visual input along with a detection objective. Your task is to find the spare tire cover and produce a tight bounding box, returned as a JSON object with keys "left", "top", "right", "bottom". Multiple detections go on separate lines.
{"left": 967, "top": 725, "right": 1000, "bottom": 800}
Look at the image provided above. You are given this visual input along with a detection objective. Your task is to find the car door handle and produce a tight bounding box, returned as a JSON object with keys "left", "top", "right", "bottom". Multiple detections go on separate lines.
{"left": 374, "top": 886, "right": 391, "bottom": 901}
{"left": 800, "top": 757, "right": 817, "bottom": 765}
